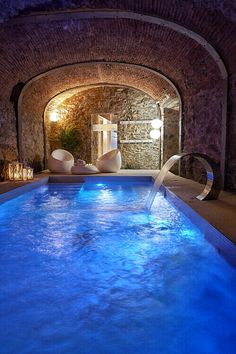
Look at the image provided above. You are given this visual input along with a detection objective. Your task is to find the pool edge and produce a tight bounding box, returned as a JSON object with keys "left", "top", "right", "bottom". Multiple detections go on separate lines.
{"left": 0, "top": 177, "right": 49, "bottom": 205}
{"left": 160, "top": 184, "right": 236, "bottom": 267}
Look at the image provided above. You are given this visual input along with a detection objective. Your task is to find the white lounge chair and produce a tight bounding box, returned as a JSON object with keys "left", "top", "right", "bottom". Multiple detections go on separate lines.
{"left": 96, "top": 149, "right": 122, "bottom": 173}
{"left": 48, "top": 149, "right": 74, "bottom": 173}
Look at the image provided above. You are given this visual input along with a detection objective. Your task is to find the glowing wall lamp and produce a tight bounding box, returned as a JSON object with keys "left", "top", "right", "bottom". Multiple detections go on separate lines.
{"left": 150, "top": 129, "right": 161, "bottom": 140}
{"left": 150, "top": 118, "right": 163, "bottom": 140}
{"left": 151, "top": 118, "right": 163, "bottom": 130}
{"left": 49, "top": 111, "right": 59, "bottom": 122}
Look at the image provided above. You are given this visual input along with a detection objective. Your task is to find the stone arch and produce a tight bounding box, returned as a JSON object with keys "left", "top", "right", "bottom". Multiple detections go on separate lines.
{"left": 18, "top": 62, "right": 181, "bottom": 168}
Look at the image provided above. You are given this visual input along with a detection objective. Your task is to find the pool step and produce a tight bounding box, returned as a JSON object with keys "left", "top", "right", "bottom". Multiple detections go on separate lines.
{"left": 47, "top": 183, "right": 84, "bottom": 191}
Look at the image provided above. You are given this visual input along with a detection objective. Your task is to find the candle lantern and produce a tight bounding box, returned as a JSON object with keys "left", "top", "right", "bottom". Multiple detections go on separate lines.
{"left": 8, "top": 161, "right": 24, "bottom": 181}
{"left": 22, "top": 168, "right": 28, "bottom": 181}
{"left": 26, "top": 167, "right": 34, "bottom": 180}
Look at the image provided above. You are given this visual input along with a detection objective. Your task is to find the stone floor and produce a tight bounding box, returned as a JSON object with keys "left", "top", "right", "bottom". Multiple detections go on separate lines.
{"left": 1, "top": 169, "right": 236, "bottom": 244}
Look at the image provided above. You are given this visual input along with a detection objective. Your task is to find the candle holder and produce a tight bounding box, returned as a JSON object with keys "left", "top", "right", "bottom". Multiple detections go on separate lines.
{"left": 26, "top": 166, "right": 34, "bottom": 180}
{"left": 8, "top": 161, "right": 24, "bottom": 181}
{"left": 22, "top": 167, "right": 28, "bottom": 181}
{"left": 8, "top": 162, "right": 34, "bottom": 181}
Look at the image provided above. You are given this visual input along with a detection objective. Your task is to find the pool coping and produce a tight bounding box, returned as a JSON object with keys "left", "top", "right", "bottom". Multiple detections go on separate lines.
{"left": 0, "top": 174, "right": 235, "bottom": 266}
{"left": 160, "top": 185, "right": 236, "bottom": 267}
{"left": 0, "top": 177, "right": 49, "bottom": 205}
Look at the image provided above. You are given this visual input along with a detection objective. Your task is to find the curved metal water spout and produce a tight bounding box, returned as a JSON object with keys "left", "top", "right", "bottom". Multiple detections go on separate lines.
{"left": 146, "top": 153, "right": 221, "bottom": 210}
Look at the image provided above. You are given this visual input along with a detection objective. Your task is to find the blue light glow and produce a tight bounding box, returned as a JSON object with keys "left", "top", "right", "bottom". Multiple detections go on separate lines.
{"left": 0, "top": 182, "right": 235, "bottom": 354}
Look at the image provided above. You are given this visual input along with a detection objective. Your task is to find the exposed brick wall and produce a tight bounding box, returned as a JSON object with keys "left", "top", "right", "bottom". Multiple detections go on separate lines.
{"left": 2, "top": 1, "right": 236, "bottom": 28}
{"left": 2, "top": 1, "right": 235, "bottom": 75}
{"left": 0, "top": 101, "right": 17, "bottom": 162}
{"left": 0, "top": 18, "right": 218, "bottom": 90}
{"left": 227, "top": 73, "right": 236, "bottom": 189}
{"left": 45, "top": 86, "right": 165, "bottom": 169}
{"left": 182, "top": 84, "right": 223, "bottom": 162}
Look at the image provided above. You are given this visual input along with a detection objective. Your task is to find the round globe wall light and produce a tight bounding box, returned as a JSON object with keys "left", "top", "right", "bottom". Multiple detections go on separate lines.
{"left": 151, "top": 118, "right": 163, "bottom": 129}
{"left": 49, "top": 111, "right": 59, "bottom": 122}
{"left": 150, "top": 129, "right": 161, "bottom": 140}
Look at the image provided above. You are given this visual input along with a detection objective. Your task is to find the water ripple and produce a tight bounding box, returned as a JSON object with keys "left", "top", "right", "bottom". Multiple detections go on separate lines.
{"left": 0, "top": 182, "right": 235, "bottom": 354}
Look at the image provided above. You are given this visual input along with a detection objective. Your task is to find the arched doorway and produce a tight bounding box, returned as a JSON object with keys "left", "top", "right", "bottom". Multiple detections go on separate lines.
{"left": 44, "top": 85, "right": 180, "bottom": 170}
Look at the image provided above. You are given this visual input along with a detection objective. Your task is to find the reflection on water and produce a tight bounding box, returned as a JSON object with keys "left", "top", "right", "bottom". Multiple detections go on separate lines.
{"left": 0, "top": 182, "right": 236, "bottom": 354}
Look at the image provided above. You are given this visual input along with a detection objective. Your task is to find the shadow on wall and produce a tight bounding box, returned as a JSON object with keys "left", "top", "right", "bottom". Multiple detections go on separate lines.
{"left": 181, "top": 156, "right": 208, "bottom": 184}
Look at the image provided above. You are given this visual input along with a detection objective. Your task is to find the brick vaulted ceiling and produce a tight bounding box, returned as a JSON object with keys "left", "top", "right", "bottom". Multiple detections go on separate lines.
{"left": 0, "top": 0, "right": 236, "bottom": 187}
{"left": 1, "top": 0, "right": 235, "bottom": 73}
{"left": 0, "top": 17, "right": 222, "bottom": 90}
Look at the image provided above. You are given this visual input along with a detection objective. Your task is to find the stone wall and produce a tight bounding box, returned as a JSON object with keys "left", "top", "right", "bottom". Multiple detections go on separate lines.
{"left": 119, "top": 122, "right": 160, "bottom": 169}
{"left": 0, "top": 92, "right": 18, "bottom": 179}
{"left": 45, "top": 86, "right": 165, "bottom": 169}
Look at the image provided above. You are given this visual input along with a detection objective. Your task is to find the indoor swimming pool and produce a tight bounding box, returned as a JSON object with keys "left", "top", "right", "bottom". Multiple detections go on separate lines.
{"left": 0, "top": 180, "right": 236, "bottom": 353}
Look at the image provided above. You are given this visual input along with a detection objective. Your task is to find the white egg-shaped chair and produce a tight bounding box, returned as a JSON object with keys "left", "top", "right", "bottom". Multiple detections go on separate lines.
{"left": 48, "top": 149, "right": 74, "bottom": 173}
{"left": 96, "top": 149, "right": 122, "bottom": 173}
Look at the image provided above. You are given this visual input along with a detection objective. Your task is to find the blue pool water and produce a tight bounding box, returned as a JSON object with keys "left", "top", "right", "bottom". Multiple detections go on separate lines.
{"left": 0, "top": 181, "right": 236, "bottom": 354}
